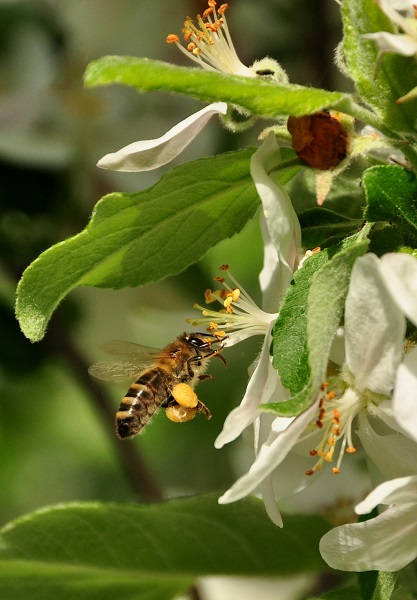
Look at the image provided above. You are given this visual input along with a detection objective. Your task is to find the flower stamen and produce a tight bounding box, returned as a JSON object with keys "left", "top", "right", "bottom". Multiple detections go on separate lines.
{"left": 166, "top": 1, "right": 253, "bottom": 77}
{"left": 187, "top": 265, "right": 277, "bottom": 345}
{"left": 301, "top": 384, "right": 362, "bottom": 476}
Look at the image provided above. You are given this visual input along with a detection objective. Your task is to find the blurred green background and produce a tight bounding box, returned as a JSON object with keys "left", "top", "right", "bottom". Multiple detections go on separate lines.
{"left": 0, "top": 0, "right": 342, "bottom": 525}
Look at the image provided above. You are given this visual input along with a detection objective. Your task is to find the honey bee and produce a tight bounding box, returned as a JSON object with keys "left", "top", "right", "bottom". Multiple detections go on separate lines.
{"left": 88, "top": 332, "right": 226, "bottom": 440}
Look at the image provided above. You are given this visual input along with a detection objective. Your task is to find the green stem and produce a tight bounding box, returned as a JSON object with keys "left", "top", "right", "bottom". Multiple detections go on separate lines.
{"left": 358, "top": 221, "right": 373, "bottom": 241}
{"left": 337, "top": 99, "right": 395, "bottom": 137}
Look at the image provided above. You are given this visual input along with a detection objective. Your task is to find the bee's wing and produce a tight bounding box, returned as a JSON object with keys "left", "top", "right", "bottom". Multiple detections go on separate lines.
{"left": 88, "top": 360, "right": 145, "bottom": 384}
{"left": 89, "top": 340, "right": 176, "bottom": 384}
{"left": 99, "top": 340, "right": 161, "bottom": 358}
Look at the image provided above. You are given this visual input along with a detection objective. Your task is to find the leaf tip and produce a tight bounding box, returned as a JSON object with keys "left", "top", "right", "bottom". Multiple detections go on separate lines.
{"left": 15, "top": 296, "right": 48, "bottom": 343}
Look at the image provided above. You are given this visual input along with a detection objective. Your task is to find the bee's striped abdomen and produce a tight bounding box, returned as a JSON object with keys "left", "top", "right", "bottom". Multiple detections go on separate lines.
{"left": 116, "top": 369, "right": 169, "bottom": 439}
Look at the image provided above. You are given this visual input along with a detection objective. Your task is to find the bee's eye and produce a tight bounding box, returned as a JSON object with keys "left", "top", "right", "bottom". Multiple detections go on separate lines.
{"left": 188, "top": 335, "right": 204, "bottom": 348}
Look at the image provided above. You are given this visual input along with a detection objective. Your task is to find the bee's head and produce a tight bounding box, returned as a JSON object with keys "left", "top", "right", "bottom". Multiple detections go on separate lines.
{"left": 183, "top": 332, "right": 226, "bottom": 353}
{"left": 183, "top": 332, "right": 209, "bottom": 348}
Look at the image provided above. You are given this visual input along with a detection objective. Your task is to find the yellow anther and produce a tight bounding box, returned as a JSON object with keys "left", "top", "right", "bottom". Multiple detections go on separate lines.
{"left": 224, "top": 296, "right": 233, "bottom": 309}
{"left": 166, "top": 34, "right": 180, "bottom": 43}
{"left": 214, "top": 330, "right": 226, "bottom": 338}
{"left": 231, "top": 288, "right": 240, "bottom": 302}
{"left": 324, "top": 449, "right": 334, "bottom": 462}
{"left": 205, "top": 289, "right": 217, "bottom": 303}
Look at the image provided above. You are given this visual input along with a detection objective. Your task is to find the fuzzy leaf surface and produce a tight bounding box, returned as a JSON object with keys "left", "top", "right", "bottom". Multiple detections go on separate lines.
{"left": 364, "top": 165, "right": 417, "bottom": 235}
{"left": 267, "top": 235, "right": 369, "bottom": 416}
{"left": 272, "top": 251, "right": 328, "bottom": 396}
{"left": 84, "top": 56, "right": 348, "bottom": 118}
{"left": 16, "top": 149, "right": 258, "bottom": 342}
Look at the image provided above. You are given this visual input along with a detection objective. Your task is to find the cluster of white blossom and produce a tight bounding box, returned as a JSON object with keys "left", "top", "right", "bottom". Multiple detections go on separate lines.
{"left": 97, "top": 0, "right": 417, "bottom": 574}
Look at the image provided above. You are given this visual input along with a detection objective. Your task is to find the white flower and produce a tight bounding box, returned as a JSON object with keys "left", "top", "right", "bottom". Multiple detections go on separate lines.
{"left": 188, "top": 266, "right": 278, "bottom": 347}
{"left": 363, "top": 0, "right": 417, "bottom": 101}
{"left": 218, "top": 253, "right": 417, "bottom": 517}
{"left": 165, "top": 1, "right": 253, "bottom": 77}
{"left": 320, "top": 475, "right": 417, "bottom": 571}
{"left": 97, "top": 1, "right": 287, "bottom": 172}
{"left": 379, "top": 252, "right": 417, "bottom": 443}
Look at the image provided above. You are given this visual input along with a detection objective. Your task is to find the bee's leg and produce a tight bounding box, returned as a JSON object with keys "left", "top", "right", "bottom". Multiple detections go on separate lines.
{"left": 196, "top": 400, "right": 212, "bottom": 420}
{"left": 161, "top": 395, "right": 176, "bottom": 408}
{"left": 186, "top": 355, "right": 201, "bottom": 378}
{"left": 198, "top": 374, "right": 214, "bottom": 381}
{"left": 165, "top": 385, "right": 212, "bottom": 421}
{"left": 186, "top": 343, "right": 227, "bottom": 377}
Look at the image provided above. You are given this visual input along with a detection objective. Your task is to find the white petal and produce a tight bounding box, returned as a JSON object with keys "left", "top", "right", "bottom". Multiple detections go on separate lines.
{"left": 344, "top": 254, "right": 405, "bottom": 394}
{"left": 215, "top": 324, "right": 278, "bottom": 449}
{"left": 392, "top": 347, "right": 417, "bottom": 442}
{"left": 97, "top": 102, "right": 228, "bottom": 172}
{"left": 259, "top": 214, "right": 280, "bottom": 313}
{"left": 218, "top": 399, "right": 319, "bottom": 503}
{"left": 260, "top": 477, "right": 283, "bottom": 527}
{"left": 357, "top": 411, "right": 417, "bottom": 479}
{"left": 250, "top": 132, "right": 301, "bottom": 303}
{"left": 380, "top": 253, "right": 417, "bottom": 325}
{"left": 379, "top": 0, "right": 417, "bottom": 33}
{"left": 320, "top": 503, "right": 417, "bottom": 571}
{"left": 196, "top": 574, "right": 313, "bottom": 600}
{"left": 380, "top": 0, "right": 415, "bottom": 13}
{"left": 355, "top": 475, "right": 417, "bottom": 514}
{"left": 363, "top": 32, "right": 417, "bottom": 56}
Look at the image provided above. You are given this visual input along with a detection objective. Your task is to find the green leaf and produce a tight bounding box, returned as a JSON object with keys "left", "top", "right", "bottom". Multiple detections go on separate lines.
{"left": 308, "top": 584, "right": 362, "bottom": 600}
{"left": 307, "top": 236, "right": 369, "bottom": 389}
{"left": 272, "top": 250, "right": 328, "bottom": 395}
{"left": 0, "top": 495, "right": 330, "bottom": 600}
{"left": 265, "top": 233, "right": 369, "bottom": 416}
{"left": 84, "top": 56, "right": 349, "bottom": 119}
{"left": 16, "top": 149, "right": 258, "bottom": 342}
{"left": 364, "top": 165, "right": 417, "bottom": 234}
{"left": 342, "top": 0, "right": 417, "bottom": 133}
{"left": 299, "top": 208, "right": 363, "bottom": 248}
{"left": 261, "top": 382, "right": 316, "bottom": 418}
